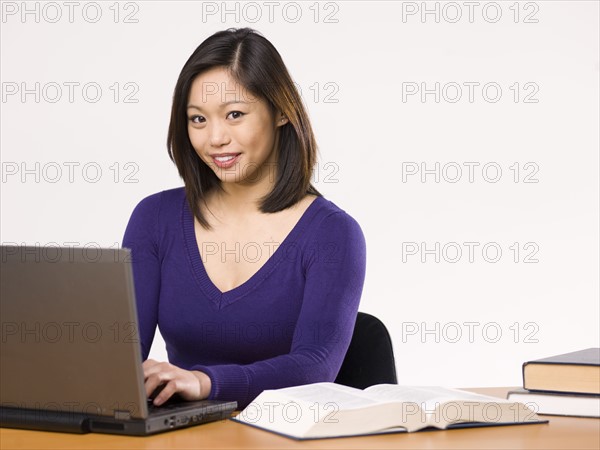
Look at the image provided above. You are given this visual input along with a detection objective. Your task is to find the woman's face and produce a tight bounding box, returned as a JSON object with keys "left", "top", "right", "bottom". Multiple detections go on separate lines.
{"left": 187, "top": 67, "right": 287, "bottom": 185}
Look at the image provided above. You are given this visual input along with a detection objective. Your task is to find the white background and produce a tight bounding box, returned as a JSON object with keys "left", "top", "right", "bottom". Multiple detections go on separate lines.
{"left": 1, "top": 1, "right": 599, "bottom": 388}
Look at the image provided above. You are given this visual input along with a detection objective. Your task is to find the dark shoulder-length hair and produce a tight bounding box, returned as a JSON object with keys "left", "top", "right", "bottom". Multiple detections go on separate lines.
{"left": 167, "top": 27, "right": 321, "bottom": 229}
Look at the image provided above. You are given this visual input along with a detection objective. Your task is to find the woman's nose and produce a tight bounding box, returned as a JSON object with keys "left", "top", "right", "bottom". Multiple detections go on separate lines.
{"left": 208, "top": 121, "right": 230, "bottom": 147}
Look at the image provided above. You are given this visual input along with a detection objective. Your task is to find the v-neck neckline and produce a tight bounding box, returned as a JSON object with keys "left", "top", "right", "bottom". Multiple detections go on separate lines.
{"left": 182, "top": 193, "right": 323, "bottom": 309}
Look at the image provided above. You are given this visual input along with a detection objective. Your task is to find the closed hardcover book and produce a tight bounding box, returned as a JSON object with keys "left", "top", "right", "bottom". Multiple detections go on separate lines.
{"left": 523, "top": 348, "right": 600, "bottom": 395}
{"left": 507, "top": 388, "right": 600, "bottom": 418}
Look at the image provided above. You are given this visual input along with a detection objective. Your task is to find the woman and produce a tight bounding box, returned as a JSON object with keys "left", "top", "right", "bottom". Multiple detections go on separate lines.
{"left": 122, "top": 27, "right": 366, "bottom": 409}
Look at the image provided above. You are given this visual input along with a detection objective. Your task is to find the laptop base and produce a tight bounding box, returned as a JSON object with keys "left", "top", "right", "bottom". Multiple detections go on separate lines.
{"left": 1, "top": 400, "right": 237, "bottom": 435}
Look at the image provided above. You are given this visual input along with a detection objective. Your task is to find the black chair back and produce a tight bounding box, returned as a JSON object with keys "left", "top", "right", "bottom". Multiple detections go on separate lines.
{"left": 334, "top": 312, "right": 397, "bottom": 389}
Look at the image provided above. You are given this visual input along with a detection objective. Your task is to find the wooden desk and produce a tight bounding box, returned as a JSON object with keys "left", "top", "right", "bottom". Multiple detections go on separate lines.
{"left": 1, "top": 388, "right": 598, "bottom": 449}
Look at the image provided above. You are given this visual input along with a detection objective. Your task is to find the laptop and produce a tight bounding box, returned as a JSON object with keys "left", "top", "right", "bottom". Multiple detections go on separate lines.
{"left": 0, "top": 245, "right": 237, "bottom": 435}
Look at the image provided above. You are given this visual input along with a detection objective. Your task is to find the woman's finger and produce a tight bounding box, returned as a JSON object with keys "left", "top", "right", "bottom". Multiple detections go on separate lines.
{"left": 144, "top": 366, "right": 174, "bottom": 397}
{"left": 152, "top": 380, "right": 178, "bottom": 406}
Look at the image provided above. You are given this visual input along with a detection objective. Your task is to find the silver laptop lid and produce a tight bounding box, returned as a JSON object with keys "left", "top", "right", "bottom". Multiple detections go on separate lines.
{"left": 1, "top": 245, "right": 149, "bottom": 419}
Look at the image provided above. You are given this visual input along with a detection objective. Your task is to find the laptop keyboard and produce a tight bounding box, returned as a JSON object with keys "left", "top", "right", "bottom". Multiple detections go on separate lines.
{"left": 146, "top": 384, "right": 188, "bottom": 413}
{"left": 147, "top": 397, "right": 188, "bottom": 412}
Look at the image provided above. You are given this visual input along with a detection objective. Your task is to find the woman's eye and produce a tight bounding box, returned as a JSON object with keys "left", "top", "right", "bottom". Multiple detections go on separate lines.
{"left": 227, "top": 111, "right": 244, "bottom": 120}
{"left": 189, "top": 115, "right": 205, "bottom": 124}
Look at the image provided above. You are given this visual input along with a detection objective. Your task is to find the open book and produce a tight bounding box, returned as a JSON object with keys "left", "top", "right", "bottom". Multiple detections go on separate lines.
{"left": 232, "top": 383, "right": 546, "bottom": 439}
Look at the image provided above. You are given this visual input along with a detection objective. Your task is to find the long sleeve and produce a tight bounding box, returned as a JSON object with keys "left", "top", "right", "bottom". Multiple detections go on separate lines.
{"left": 119, "top": 188, "right": 367, "bottom": 410}
{"left": 190, "top": 211, "right": 367, "bottom": 408}
{"left": 121, "top": 193, "right": 162, "bottom": 361}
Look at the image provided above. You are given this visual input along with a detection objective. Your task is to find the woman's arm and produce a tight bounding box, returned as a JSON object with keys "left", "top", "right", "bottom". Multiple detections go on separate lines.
{"left": 122, "top": 192, "right": 215, "bottom": 405}
{"left": 121, "top": 193, "right": 162, "bottom": 361}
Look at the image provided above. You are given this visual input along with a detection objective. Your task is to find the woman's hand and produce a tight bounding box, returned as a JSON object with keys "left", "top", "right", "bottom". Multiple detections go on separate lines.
{"left": 143, "top": 359, "right": 212, "bottom": 406}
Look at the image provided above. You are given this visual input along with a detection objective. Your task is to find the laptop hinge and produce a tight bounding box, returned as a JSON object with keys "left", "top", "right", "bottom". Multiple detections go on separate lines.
{"left": 114, "top": 410, "right": 131, "bottom": 420}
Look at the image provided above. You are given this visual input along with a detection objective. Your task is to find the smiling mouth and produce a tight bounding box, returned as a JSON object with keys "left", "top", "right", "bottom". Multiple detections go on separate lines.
{"left": 211, "top": 153, "right": 241, "bottom": 168}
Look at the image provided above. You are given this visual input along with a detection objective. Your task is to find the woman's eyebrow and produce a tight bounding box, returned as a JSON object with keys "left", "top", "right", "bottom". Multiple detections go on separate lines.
{"left": 187, "top": 100, "right": 251, "bottom": 111}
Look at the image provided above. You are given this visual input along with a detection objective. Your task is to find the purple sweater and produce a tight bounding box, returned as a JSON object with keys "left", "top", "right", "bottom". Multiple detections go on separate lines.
{"left": 121, "top": 187, "right": 366, "bottom": 408}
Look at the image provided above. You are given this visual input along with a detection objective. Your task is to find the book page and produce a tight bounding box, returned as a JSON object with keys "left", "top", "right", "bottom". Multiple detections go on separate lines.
{"left": 364, "top": 385, "right": 536, "bottom": 428}
{"left": 276, "top": 382, "right": 384, "bottom": 410}
{"left": 364, "top": 385, "right": 453, "bottom": 410}
{"left": 365, "top": 385, "right": 512, "bottom": 411}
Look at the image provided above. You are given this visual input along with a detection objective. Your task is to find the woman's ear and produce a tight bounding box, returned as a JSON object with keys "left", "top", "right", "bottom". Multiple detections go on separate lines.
{"left": 275, "top": 111, "right": 288, "bottom": 127}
